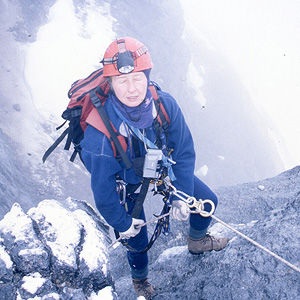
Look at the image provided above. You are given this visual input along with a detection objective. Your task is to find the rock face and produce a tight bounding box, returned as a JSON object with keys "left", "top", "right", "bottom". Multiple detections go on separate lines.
{"left": 1, "top": 167, "right": 300, "bottom": 299}
{"left": 0, "top": 198, "right": 116, "bottom": 300}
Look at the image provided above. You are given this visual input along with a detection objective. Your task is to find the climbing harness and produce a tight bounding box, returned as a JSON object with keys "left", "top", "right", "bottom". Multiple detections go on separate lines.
{"left": 109, "top": 178, "right": 214, "bottom": 251}
{"left": 110, "top": 179, "right": 300, "bottom": 275}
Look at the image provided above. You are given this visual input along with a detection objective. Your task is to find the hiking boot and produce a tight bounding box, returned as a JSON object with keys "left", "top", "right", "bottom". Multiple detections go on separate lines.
{"left": 188, "top": 233, "right": 229, "bottom": 255}
{"left": 132, "top": 277, "right": 158, "bottom": 299}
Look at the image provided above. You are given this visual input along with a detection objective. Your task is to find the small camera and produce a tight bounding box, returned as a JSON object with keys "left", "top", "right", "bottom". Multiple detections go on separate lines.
{"left": 143, "top": 149, "right": 163, "bottom": 178}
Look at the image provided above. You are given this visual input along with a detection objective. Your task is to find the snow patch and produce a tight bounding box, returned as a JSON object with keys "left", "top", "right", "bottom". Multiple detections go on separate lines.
{"left": 187, "top": 59, "right": 206, "bottom": 108}
{"left": 0, "top": 244, "right": 13, "bottom": 269}
{"left": 18, "top": 247, "right": 46, "bottom": 257}
{"left": 196, "top": 164, "right": 209, "bottom": 177}
{"left": 0, "top": 203, "right": 33, "bottom": 241}
{"left": 28, "top": 200, "right": 82, "bottom": 267}
{"left": 89, "top": 286, "right": 115, "bottom": 300}
{"left": 21, "top": 272, "right": 46, "bottom": 295}
{"left": 73, "top": 209, "right": 108, "bottom": 274}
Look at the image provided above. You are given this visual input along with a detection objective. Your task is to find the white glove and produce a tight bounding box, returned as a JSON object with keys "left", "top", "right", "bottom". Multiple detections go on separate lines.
{"left": 170, "top": 200, "right": 189, "bottom": 221}
{"left": 119, "top": 218, "right": 144, "bottom": 239}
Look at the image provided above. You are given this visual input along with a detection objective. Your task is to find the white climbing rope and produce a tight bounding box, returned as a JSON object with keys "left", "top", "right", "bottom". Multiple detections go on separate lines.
{"left": 211, "top": 214, "right": 300, "bottom": 274}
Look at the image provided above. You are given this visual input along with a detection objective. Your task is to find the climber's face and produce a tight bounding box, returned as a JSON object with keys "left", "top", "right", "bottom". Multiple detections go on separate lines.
{"left": 111, "top": 72, "right": 148, "bottom": 107}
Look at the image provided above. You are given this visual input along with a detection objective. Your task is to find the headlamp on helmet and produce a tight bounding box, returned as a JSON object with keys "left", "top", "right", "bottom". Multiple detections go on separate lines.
{"left": 117, "top": 51, "right": 135, "bottom": 74}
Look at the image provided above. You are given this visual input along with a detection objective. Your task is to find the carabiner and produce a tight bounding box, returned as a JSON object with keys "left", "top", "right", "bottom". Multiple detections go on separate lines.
{"left": 199, "top": 199, "right": 215, "bottom": 217}
{"left": 186, "top": 197, "right": 215, "bottom": 217}
{"left": 116, "top": 181, "right": 127, "bottom": 205}
{"left": 186, "top": 196, "right": 203, "bottom": 211}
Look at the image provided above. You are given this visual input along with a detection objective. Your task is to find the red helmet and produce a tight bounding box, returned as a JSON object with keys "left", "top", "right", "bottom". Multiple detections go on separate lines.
{"left": 101, "top": 37, "right": 153, "bottom": 77}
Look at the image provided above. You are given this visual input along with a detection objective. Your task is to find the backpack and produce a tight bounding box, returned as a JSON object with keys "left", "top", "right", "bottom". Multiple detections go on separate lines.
{"left": 42, "top": 68, "right": 170, "bottom": 169}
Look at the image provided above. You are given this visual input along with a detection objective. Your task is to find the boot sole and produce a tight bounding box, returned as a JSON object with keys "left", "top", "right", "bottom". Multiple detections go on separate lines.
{"left": 188, "top": 250, "right": 204, "bottom": 255}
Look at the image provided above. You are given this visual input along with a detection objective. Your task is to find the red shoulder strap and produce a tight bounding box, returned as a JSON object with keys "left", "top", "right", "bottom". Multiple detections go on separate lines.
{"left": 149, "top": 85, "right": 170, "bottom": 127}
{"left": 86, "top": 107, "right": 127, "bottom": 157}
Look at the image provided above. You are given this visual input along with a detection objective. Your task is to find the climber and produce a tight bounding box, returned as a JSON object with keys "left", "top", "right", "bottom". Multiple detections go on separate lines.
{"left": 80, "top": 37, "right": 228, "bottom": 299}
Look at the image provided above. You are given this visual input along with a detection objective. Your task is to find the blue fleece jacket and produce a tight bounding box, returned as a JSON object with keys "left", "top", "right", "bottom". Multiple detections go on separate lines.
{"left": 81, "top": 90, "right": 195, "bottom": 232}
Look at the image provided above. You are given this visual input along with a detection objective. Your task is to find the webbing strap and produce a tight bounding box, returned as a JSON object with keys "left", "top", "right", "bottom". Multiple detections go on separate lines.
{"left": 131, "top": 178, "right": 151, "bottom": 218}
{"left": 42, "top": 127, "right": 69, "bottom": 163}
{"left": 89, "top": 90, "right": 132, "bottom": 170}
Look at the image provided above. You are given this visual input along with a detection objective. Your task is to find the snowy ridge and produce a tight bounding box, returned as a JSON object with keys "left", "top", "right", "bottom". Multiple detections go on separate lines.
{"left": 0, "top": 198, "right": 116, "bottom": 300}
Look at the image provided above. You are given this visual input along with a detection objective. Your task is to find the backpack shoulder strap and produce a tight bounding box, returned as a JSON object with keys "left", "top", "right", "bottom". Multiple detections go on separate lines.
{"left": 149, "top": 83, "right": 170, "bottom": 131}
{"left": 87, "top": 91, "right": 132, "bottom": 170}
